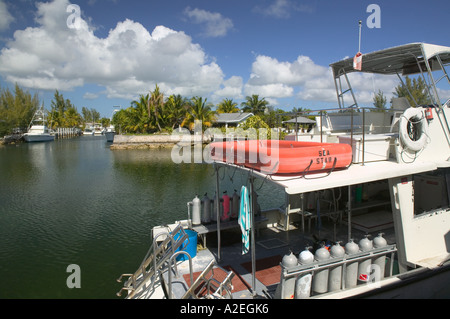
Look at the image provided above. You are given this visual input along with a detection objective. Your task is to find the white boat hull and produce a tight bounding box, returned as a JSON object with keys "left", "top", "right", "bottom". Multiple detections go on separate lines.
{"left": 105, "top": 131, "right": 115, "bottom": 142}
{"left": 23, "top": 134, "right": 55, "bottom": 142}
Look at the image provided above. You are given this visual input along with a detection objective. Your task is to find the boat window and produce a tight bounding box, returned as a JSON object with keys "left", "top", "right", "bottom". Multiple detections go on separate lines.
{"left": 413, "top": 168, "right": 450, "bottom": 216}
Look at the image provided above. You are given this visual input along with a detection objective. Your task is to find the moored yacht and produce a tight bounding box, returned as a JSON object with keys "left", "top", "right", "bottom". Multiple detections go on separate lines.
{"left": 117, "top": 43, "right": 450, "bottom": 299}
{"left": 23, "top": 105, "right": 55, "bottom": 143}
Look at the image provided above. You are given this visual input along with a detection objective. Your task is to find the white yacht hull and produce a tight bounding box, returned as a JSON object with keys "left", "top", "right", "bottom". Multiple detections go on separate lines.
{"left": 23, "top": 134, "right": 55, "bottom": 142}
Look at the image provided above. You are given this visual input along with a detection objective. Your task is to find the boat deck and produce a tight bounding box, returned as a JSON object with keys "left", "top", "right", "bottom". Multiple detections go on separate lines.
{"left": 164, "top": 215, "right": 397, "bottom": 299}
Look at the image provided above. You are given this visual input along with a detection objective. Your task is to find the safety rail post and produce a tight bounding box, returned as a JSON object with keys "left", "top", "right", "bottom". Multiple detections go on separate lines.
{"left": 168, "top": 251, "right": 193, "bottom": 299}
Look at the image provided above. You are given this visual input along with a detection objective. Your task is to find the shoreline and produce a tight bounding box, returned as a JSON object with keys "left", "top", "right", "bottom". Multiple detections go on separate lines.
{"left": 110, "top": 134, "right": 210, "bottom": 150}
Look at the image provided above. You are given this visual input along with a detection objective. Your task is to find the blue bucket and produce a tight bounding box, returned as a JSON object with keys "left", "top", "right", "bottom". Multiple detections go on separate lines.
{"left": 174, "top": 229, "right": 197, "bottom": 261}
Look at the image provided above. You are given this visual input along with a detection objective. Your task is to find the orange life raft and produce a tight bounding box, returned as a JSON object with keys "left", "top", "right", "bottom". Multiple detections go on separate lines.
{"left": 210, "top": 140, "right": 353, "bottom": 175}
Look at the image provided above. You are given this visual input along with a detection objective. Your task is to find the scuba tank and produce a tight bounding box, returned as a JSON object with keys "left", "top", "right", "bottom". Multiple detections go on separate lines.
{"left": 276, "top": 251, "right": 298, "bottom": 299}
{"left": 373, "top": 233, "right": 388, "bottom": 280}
{"left": 295, "top": 247, "right": 314, "bottom": 299}
{"left": 190, "top": 195, "right": 201, "bottom": 226}
{"left": 358, "top": 235, "right": 373, "bottom": 283}
{"left": 312, "top": 244, "right": 330, "bottom": 294}
{"left": 201, "top": 193, "right": 211, "bottom": 224}
{"left": 221, "top": 191, "right": 230, "bottom": 222}
{"left": 344, "top": 239, "right": 360, "bottom": 289}
{"left": 328, "top": 242, "right": 345, "bottom": 292}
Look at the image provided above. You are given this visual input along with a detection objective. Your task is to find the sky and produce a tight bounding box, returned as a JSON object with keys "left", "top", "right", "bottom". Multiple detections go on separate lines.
{"left": 0, "top": 0, "right": 450, "bottom": 118}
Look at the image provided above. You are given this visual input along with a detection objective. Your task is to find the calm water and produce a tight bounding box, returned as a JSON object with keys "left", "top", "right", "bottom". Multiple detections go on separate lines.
{"left": 0, "top": 136, "right": 282, "bottom": 299}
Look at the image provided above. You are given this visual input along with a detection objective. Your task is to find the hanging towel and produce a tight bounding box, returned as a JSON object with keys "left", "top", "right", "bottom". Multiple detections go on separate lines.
{"left": 239, "top": 186, "right": 251, "bottom": 255}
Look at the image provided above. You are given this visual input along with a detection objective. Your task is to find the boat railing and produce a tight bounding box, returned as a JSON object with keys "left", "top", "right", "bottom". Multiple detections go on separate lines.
{"left": 278, "top": 244, "right": 397, "bottom": 298}
{"left": 284, "top": 107, "right": 406, "bottom": 165}
{"left": 116, "top": 224, "right": 189, "bottom": 298}
{"left": 177, "top": 259, "right": 235, "bottom": 299}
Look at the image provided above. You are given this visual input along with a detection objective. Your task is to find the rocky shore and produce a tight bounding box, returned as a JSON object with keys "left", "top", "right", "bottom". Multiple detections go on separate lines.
{"left": 109, "top": 134, "right": 211, "bottom": 150}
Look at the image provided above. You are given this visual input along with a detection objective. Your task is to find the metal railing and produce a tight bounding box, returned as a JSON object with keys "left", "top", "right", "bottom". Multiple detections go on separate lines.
{"left": 278, "top": 244, "right": 397, "bottom": 298}
{"left": 116, "top": 224, "right": 189, "bottom": 298}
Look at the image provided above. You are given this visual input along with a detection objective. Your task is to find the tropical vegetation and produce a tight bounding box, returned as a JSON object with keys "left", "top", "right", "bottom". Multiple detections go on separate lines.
{"left": 393, "top": 76, "right": 432, "bottom": 106}
{"left": 0, "top": 85, "right": 107, "bottom": 137}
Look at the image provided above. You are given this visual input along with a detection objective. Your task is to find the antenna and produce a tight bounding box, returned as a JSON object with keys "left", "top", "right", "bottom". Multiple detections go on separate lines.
{"left": 358, "top": 20, "right": 362, "bottom": 53}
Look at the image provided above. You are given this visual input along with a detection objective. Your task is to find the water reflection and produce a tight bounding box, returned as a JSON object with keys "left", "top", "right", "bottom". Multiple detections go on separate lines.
{"left": 0, "top": 138, "right": 283, "bottom": 298}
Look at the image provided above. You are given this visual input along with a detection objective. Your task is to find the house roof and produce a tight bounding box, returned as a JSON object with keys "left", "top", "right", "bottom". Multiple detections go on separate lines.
{"left": 215, "top": 112, "right": 254, "bottom": 124}
{"left": 282, "top": 116, "right": 316, "bottom": 124}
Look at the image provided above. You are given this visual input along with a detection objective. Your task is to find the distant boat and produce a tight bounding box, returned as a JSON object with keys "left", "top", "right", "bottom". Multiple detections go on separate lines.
{"left": 94, "top": 123, "right": 105, "bottom": 135}
{"left": 83, "top": 125, "right": 94, "bottom": 136}
{"left": 23, "top": 106, "right": 55, "bottom": 143}
{"left": 105, "top": 125, "right": 116, "bottom": 142}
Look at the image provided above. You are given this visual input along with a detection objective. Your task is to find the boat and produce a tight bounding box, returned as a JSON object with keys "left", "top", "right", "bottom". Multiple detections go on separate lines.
{"left": 116, "top": 43, "right": 450, "bottom": 300}
{"left": 83, "top": 125, "right": 94, "bottom": 136}
{"left": 105, "top": 108, "right": 120, "bottom": 142}
{"left": 93, "top": 123, "right": 105, "bottom": 135}
{"left": 210, "top": 140, "right": 353, "bottom": 174}
{"left": 23, "top": 106, "right": 55, "bottom": 143}
{"left": 105, "top": 125, "right": 116, "bottom": 142}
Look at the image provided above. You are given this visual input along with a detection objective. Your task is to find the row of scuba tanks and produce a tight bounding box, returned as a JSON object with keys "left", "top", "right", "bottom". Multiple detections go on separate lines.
{"left": 277, "top": 233, "right": 388, "bottom": 299}
{"left": 188, "top": 190, "right": 241, "bottom": 226}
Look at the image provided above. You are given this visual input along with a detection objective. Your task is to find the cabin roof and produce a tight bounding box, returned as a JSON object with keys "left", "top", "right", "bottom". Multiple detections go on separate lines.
{"left": 330, "top": 43, "right": 450, "bottom": 77}
{"left": 216, "top": 160, "right": 438, "bottom": 195}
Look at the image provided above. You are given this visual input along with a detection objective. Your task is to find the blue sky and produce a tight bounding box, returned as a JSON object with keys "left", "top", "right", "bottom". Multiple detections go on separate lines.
{"left": 1, "top": 0, "right": 449, "bottom": 118}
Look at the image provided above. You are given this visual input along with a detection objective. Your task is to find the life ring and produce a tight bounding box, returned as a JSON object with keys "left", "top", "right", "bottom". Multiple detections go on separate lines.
{"left": 399, "top": 107, "right": 429, "bottom": 152}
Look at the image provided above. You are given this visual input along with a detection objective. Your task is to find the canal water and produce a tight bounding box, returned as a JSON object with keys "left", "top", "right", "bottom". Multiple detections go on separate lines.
{"left": 0, "top": 136, "right": 283, "bottom": 298}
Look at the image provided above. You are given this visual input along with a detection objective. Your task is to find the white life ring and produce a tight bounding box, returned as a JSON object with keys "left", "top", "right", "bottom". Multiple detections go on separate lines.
{"left": 399, "top": 107, "right": 429, "bottom": 152}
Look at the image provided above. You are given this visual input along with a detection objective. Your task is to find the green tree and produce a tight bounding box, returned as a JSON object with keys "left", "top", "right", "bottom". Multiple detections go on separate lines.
{"left": 217, "top": 98, "right": 239, "bottom": 113}
{"left": 0, "top": 84, "right": 39, "bottom": 135}
{"left": 165, "top": 94, "right": 188, "bottom": 130}
{"left": 240, "top": 115, "right": 272, "bottom": 139}
{"left": 241, "top": 95, "right": 269, "bottom": 115}
{"left": 148, "top": 84, "right": 165, "bottom": 132}
{"left": 48, "top": 90, "right": 82, "bottom": 128}
{"left": 130, "top": 94, "right": 152, "bottom": 133}
{"left": 373, "top": 89, "right": 387, "bottom": 112}
{"left": 81, "top": 107, "right": 92, "bottom": 124}
{"left": 393, "top": 76, "right": 432, "bottom": 106}
{"left": 64, "top": 106, "right": 82, "bottom": 127}
{"left": 183, "top": 96, "right": 216, "bottom": 131}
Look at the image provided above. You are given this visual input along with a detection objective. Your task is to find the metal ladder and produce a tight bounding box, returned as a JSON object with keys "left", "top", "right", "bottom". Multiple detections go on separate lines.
{"left": 180, "top": 259, "right": 235, "bottom": 299}
{"left": 334, "top": 68, "right": 359, "bottom": 109}
{"left": 116, "top": 224, "right": 189, "bottom": 298}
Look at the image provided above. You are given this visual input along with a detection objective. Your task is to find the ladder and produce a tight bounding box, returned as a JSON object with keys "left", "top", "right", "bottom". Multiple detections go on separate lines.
{"left": 334, "top": 68, "right": 359, "bottom": 109}
{"left": 181, "top": 259, "right": 235, "bottom": 299}
{"left": 116, "top": 224, "right": 189, "bottom": 298}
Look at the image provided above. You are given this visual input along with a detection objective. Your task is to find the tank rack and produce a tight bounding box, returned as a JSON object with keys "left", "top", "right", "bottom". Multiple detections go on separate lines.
{"left": 278, "top": 244, "right": 397, "bottom": 298}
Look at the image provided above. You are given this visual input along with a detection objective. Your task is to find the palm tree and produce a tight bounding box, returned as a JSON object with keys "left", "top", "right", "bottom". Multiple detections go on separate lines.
{"left": 217, "top": 98, "right": 239, "bottom": 113}
{"left": 64, "top": 106, "right": 81, "bottom": 127}
{"left": 183, "top": 96, "right": 216, "bottom": 131}
{"left": 241, "top": 95, "right": 269, "bottom": 115}
{"left": 130, "top": 94, "right": 152, "bottom": 133}
{"left": 148, "top": 84, "right": 164, "bottom": 132}
{"left": 165, "top": 94, "right": 189, "bottom": 130}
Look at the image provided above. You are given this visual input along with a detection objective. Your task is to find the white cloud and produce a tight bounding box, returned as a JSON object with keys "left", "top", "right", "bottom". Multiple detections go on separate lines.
{"left": 184, "top": 7, "right": 233, "bottom": 38}
{"left": 245, "top": 83, "right": 294, "bottom": 99}
{"left": 0, "top": 0, "right": 15, "bottom": 31}
{"left": 83, "top": 92, "right": 99, "bottom": 100}
{"left": 213, "top": 76, "right": 243, "bottom": 100}
{"left": 253, "top": 0, "right": 314, "bottom": 19}
{"left": 245, "top": 53, "right": 401, "bottom": 107}
{"left": 0, "top": 0, "right": 225, "bottom": 100}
